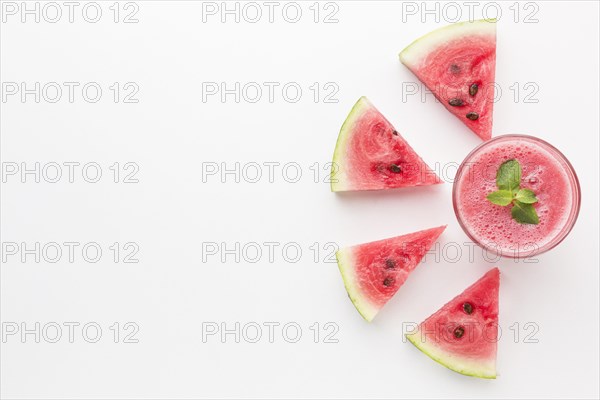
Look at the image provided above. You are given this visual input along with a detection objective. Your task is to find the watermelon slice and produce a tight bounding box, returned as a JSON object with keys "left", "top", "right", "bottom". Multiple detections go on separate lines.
{"left": 336, "top": 226, "right": 446, "bottom": 322}
{"left": 331, "top": 97, "right": 441, "bottom": 192}
{"left": 406, "top": 268, "right": 500, "bottom": 379}
{"left": 399, "top": 19, "right": 497, "bottom": 141}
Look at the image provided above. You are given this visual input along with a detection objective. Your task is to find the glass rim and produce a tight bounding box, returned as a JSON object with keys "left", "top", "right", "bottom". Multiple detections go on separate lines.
{"left": 452, "top": 134, "right": 581, "bottom": 259}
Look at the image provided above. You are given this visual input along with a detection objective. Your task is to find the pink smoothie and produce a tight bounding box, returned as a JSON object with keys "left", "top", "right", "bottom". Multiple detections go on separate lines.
{"left": 454, "top": 135, "right": 580, "bottom": 257}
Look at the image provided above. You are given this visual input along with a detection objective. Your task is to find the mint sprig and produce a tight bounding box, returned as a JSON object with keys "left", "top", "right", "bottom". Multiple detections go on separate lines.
{"left": 486, "top": 190, "right": 513, "bottom": 206}
{"left": 511, "top": 200, "right": 540, "bottom": 225}
{"left": 515, "top": 188, "right": 538, "bottom": 204}
{"left": 496, "top": 159, "right": 521, "bottom": 193}
{"left": 486, "top": 159, "right": 540, "bottom": 225}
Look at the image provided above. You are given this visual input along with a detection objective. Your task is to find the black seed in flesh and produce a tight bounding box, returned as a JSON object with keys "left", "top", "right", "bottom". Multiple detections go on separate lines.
{"left": 383, "top": 277, "right": 394, "bottom": 287}
{"left": 453, "top": 326, "right": 465, "bottom": 339}
{"left": 450, "top": 64, "right": 461, "bottom": 74}
{"left": 389, "top": 164, "right": 402, "bottom": 173}
{"left": 392, "top": 130, "right": 398, "bottom": 136}
{"left": 466, "top": 112, "right": 479, "bottom": 121}
{"left": 469, "top": 83, "right": 479, "bottom": 96}
{"left": 463, "top": 302, "right": 474, "bottom": 314}
{"left": 448, "top": 98, "right": 464, "bottom": 107}
{"left": 385, "top": 259, "right": 396, "bottom": 269}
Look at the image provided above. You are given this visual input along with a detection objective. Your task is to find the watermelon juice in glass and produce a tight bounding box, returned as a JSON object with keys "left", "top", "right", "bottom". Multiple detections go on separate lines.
{"left": 453, "top": 135, "right": 580, "bottom": 258}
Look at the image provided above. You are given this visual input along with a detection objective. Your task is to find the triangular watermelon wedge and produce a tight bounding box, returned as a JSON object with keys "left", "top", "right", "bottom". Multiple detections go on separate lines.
{"left": 399, "top": 19, "right": 497, "bottom": 141}
{"left": 406, "top": 268, "right": 500, "bottom": 379}
{"left": 331, "top": 97, "right": 441, "bottom": 192}
{"left": 336, "top": 226, "right": 446, "bottom": 322}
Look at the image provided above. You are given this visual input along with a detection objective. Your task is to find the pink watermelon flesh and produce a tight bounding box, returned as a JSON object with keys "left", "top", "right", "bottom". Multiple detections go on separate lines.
{"left": 407, "top": 268, "right": 499, "bottom": 378}
{"left": 400, "top": 20, "right": 496, "bottom": 141}
{"left": 336, "top": 226, "right": 446, "bottom": 321}
{"left": 331, "top": 97, "right": 441, "bottom": 192}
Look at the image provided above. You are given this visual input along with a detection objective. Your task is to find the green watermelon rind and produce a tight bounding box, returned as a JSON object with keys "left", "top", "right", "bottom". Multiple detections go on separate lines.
{"left": 335, "top": 247, "right": 379, "bottom": 322}
{"left": 399, "top": 19, "right": 497, "bottom": 67}
{"left": 406, "top": 330, "right": 497, "bottom": 379}
{"left": 330, "top": 96, "right": 372, "bottom": 192}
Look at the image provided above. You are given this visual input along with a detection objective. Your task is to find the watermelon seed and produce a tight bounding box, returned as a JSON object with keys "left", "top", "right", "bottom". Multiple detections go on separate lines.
{"left": 466, "top": 112, "right": 479, "bottom": 121}
{"left": 389, "top": 164, "right": 402, "bottom": 173}
{"left": 448, "top": 98, "right": 464, "bottom": 107}
{"left": 385, "top": 259, "right": 396, "bottom": 269}
{"left": 453, "top": 326, "right": 465, "bottom": 339}
{"left": 469, "top": 83, "right": 479, "bottom": 96}
{"left": 383, "top": 277, "right": 394, "bottom": 287}
{"left": 463, "top": 302, "right": 474, "bottom": 314}
{"left": 450, "top": 64, "right": 461, "bottom": 74}
{"left": 392, "top": 130, "right": 398, "bottom": 136}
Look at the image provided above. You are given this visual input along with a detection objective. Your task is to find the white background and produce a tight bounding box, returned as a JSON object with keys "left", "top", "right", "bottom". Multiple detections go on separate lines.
{"left": 1, "top": 1, "right": 599, "bottom": 399}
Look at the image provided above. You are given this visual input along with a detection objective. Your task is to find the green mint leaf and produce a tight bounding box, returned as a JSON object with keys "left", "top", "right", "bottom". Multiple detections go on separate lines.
{"left": 511, "top": 200, "right": 540, "bottom": 225}
{"left": 488, "top": 160, "right": 541, "bottom": 224}
{"left": 486, "top": 190, "right": 514, "bottom": 206}
{"left": 515, "top": 188, "right": 538, "bottom": 204}
{"left": 496, "top": 159, "right": 521, "bottom": 192}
